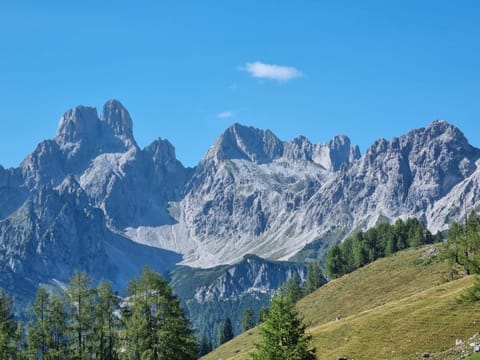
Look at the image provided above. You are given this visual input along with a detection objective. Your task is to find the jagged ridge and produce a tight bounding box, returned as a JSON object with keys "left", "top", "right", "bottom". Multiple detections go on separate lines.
{"left": 1, "top": 101, "right": 480, "bottom": 298}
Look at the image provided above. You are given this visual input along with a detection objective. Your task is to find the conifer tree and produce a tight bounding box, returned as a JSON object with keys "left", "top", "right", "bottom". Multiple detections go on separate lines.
{"left": 66, "top": 271, "right": 96, "bottom": 359}
{"left": 258, "top": 307, "right": 268, "bottom": 324}
{"left": 285, "top": 274, "right": 304, "bottom": 303}
{"left": 241, "top": 308, "right": 256, "bottom": 332}
{"left": 93, "top": 281, "right": 120, "bottom": 360}
{"left": 443, "top": 212, "right": 480, "bottom": 277}
{"left": 122, "top": 266, "right": 197, "bottom": 360}
{"left": 217, "top": 317, "right": 234, "bottom": 346}
{"left": 26, "top": 288, "right": 51, "bottom": 359}
{"left": 326, "top": 245, "right": 344, "bottom": 278}
{"left": 48, "top": 295, "right": 69, "bottom": 359}
{"left": 251, "top": 294, "right": 316, "bottom": 360}
{"left": 0, "top": 288, "right": 19, "bottom": 359}
{"left": 26, "top": 288, "right": 69, "bottom": 359}
{"left": 305, "top": 262, "right": 325, "bottom": 295}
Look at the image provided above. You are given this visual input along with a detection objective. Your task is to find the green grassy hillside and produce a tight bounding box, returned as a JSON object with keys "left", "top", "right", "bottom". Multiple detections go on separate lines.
{"left": 202, "top": 245, "right": 480, "bottom": 360}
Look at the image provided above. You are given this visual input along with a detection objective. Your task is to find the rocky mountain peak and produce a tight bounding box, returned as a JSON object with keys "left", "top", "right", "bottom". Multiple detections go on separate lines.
{"left": 326, "top": 134, "right": 361, "bottom": 171}
{"left": 55, "top": 105, "right": 100, "bottom": 147}
{"left": 55, "top": 100, "right": 137, "bottom": 156}
{"left": 208, "top": 123, "right": 284, "bottom": 164}
{"left": 402, "top": 120, "right": 470, "bottom": 148}
{"left": 145, "top": 138, "right": 178, "bottom": 165}
{"left": 100, "top": 99, "right": 135, "bottom": 147}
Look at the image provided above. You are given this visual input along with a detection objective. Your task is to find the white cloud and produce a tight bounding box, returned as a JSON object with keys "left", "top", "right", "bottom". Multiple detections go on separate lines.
{"left": 217, "top": 111, "right": 234, "bottom": 119}
{"left": 243, "top": 61, "right": 303, "bottom": 81}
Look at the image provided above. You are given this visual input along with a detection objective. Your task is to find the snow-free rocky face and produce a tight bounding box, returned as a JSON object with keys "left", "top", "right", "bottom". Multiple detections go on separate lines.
{"left": 1, "top": 100, "right": 480, "bottom": 297}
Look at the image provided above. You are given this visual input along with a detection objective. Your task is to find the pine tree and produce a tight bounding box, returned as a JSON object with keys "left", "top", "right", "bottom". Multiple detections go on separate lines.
{"left": 0, "top": 288, "right": 19, "bottom": 359}
{"left": 48, "top": 295, "right": 69, "bottom": 359}
{"left": 26, "top": 287, "right": 51, "bottom": 359}
{"left": 93, "top": 281, "right": 120, "bottom": 360}
{"left": 122, "top": 266, "right": 197, "bottom": 360}
{"left": 251, "top": 294, "right": 316, "bottom": 360}
{"left": 258, "top": 307, "right": 269, "bottom": 324}
{"left": 217, "top": 317, "right": 234, "bottom": 346}
{"left": 284, "top": 274, "right": 304, "bottom": 303}
{"left": 443, "top": 212, "right": 480, "bottom": 277}
{"left": 66, "top": 271, "right": 96, "bottom": 360}
{"left": 241, "top": 308, "right": 256, "bottom": 332}
{"left": 26, "top": 288, "right": 69, "bottom": 359}
{"left": 305, "top": 262, "right": 325, "bottom": 295}
{"left": 326, "top": 245, "right": 344, "bottom": 278}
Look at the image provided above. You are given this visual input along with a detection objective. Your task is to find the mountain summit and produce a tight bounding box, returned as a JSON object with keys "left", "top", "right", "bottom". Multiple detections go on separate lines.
{"left": 1, "top": 101, "right": 480, "bottom": 299}
{"left": 56, "top": 99, "right": 137, "bottom": 156}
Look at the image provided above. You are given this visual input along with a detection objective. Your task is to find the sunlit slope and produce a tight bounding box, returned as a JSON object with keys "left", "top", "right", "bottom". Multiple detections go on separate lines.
{"left": 202, "top": 245, "right": 480, "bottom": 360}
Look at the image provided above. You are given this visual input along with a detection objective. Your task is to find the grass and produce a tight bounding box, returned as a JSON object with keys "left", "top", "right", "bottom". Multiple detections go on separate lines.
{"left": 202, "top": 245, "right": 480, "bottom": 360}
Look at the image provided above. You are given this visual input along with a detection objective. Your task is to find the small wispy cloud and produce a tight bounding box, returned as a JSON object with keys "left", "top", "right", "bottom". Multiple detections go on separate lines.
{"left": 242, "top": 61, "right": 303, "bottom": 81}
{"left": 217, "top": 111, "right": 234, "bottom": 119}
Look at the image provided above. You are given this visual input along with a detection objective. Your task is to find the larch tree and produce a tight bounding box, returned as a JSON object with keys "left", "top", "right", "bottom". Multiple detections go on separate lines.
{"left": 93, "top": 281, "right": 120, "bottom": 360}
{"left": 241, "top": 308, "right": 256, "bottom": 332}
{"left": 0, "top": 288, "right": 19, "bottom": 359}
{"left": 284, "top": 274, "right": 304, "bottom": 303}
{"left": 66, "top": 271, "right": 96, "bottom": 360}
{"left": 305, "top": 262, "right": 325, "bottom": 295}
{"left": 217, "top": 317, "right": 234, "bottom": 346}
{"left": 251, "top": 294, "right": 316, "bottom": 360}
{"left": 26, "top": 287, "right": 51, "bottom": 359}
{"left": 122, "top": 266, "right": 197, "bottom": 360}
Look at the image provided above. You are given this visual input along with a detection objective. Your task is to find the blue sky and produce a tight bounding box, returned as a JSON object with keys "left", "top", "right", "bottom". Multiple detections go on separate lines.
{"left": 1, "top": 1, "right": 479, "bottom": 168}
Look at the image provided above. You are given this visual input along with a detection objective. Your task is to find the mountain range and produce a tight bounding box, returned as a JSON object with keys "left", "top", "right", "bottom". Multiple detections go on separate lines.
{"left": 1, "top": 99, "right": 480, "bottom": 328}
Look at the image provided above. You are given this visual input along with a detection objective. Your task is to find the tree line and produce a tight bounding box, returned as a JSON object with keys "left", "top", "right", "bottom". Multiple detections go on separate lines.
{"left": 0, "top": 267, "right": 198, "bottom": 360}
{"left": 443, "top": 211, "right": 480, "bottom": 278}
{"left": 326, "top": 218, "right": 441, "bottom": 278}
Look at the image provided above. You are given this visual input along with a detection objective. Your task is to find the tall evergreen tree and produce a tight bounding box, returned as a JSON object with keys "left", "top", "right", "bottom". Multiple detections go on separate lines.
{"left": 258, "top": 307, "right": 269, "bottom": 324}
{"left": 93, "top": 281, "right": 120, "bottom": 360}
{"left": 26, "top": 288, "right": 51, "bottom": 359}
{"left": 241, "top": 308, "right": 256, "bottom": 333}
{"left": 305, "top": 262, "right": 325, "bottom": 295}
{"left": 122, "top": 266, "right": 197, "bottom": 360}
{"left": 26, "top": 288, "right": 69, "bottom": 359}
{"left": 0, "top": 288, "right": 19, "bottom": 359}
{"left": 444, "top": 212, "right": 480, "bottom": 276}
{"left": 251, "top": 294, "right": 316, "bottom": 360}
{"left": 217, "top": 317, "right": 234, "bottom": 346}
{"left": 66, "top": 271, "right": 96, "bottom": 360}
{"left": 326, "top": 245, "right": 344, "bottom": 278}
{"left": 284, "top": 274, "right": 304, "bottom": 303}
{"left": 48, "top": 295, "right": 69, "bottom": 359}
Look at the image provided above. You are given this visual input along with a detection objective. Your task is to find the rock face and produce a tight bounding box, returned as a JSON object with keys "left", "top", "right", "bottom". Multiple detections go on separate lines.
{"left": 1, "top": 100, "right": 480, "bottom": 302}
{"left": 0, "top": 174, "right": 181, "bottom": 299}
{"left": 170, "top": 254, "right": 309, "bottom": 339}
{"left": 175, "top": 124, "right": 360, "bottom": 266}
{"left": 0, "top": 100, "right": 188, "bottom": 299}
{"left": 162, "top": 120, "right": 480, "bottom": 267}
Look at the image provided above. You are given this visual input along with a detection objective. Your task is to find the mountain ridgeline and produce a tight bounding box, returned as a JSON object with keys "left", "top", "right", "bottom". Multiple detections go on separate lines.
{"left": 1, "top": 100, "right": 480, "bottom": 334}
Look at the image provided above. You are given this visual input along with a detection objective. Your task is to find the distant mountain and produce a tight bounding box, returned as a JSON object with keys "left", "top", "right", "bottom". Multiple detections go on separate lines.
{"left": 1, "top": 99, "right": 480, "bottom": 318}
{"left": 170, "top": 254, "right": 308, "bottom": 339}
{"left": 144, "top": 119, "right": 479, "bottom": 267}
